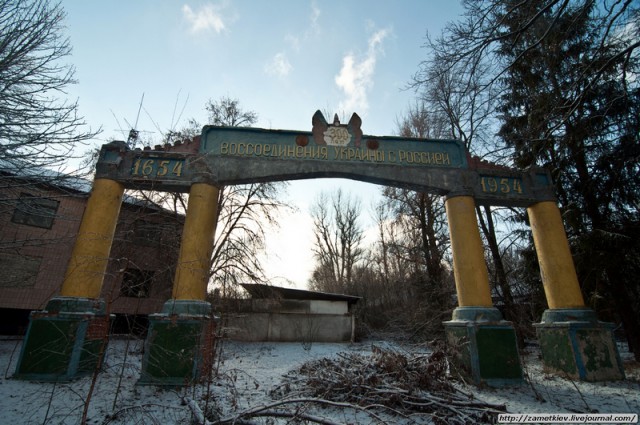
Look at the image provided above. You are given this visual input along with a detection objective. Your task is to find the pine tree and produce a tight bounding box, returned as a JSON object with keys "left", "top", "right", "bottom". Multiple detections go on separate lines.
{"left": 495, "top": 0, "right": 640, "bottom": 358}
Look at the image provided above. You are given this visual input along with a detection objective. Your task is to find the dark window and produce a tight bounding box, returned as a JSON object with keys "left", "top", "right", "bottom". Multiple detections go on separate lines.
{"left": 132, "top": 219, "right": 162, "bottom": 246}
{"left": 11, "top": 193, "right": 59, "bottom": 229}
{"left": 0, "top": 253, "right": 41, "bottom": 288}
{"left": 120, "top": 268, "right": 154, "bottom": 298}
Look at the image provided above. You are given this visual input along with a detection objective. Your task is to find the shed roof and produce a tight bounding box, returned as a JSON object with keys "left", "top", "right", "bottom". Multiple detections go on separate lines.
{"left": 241, "top": 283, "right": 361, "bottom": 305}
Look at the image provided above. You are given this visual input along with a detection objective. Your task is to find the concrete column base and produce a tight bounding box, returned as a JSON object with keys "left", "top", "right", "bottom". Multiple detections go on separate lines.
{"left": 138, "top": 300, "right": 216, "bottom": 386}
{"left": 535, "top": 309, "right": 625, "bottom": 381}
{"left": 14, "top": 297, "right": 109, "bottom": 382}
{"left": 444, "top": 307, "right": 523, "bottom": 386}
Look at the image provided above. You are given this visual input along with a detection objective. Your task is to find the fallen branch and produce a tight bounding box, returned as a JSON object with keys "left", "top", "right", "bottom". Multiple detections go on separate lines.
{"left": 101, "top": 403, "right": 186, "bottom": 424}
{"left": 216, "top": 409, "right": 341, "bottom": 425}
{"left": 275, "top": 347, "right": 506, "bottom": 424}
{"left": 211, "top": 397, "right": 390, "bottom": 425}
{"left": 185, "top": 396, "right": 212, "bottom": 425}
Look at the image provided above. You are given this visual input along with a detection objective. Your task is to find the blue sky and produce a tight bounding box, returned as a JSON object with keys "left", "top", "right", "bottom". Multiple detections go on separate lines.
{"left": 62, "top": 0, "right": 464, "bottom": 288}
{"left": 64, "top": 1, "right": 463, "bottom": 138}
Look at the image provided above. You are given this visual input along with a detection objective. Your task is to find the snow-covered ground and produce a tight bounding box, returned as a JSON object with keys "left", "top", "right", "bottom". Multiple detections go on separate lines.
{"left": 0, "top": 336, "right": 638, "bottom": 424}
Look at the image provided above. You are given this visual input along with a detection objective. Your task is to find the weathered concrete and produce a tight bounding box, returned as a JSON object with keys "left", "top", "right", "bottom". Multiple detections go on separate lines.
{"left": 14, "top": 297, "right": 109, "bottom": 382}
{"left": 225, "top": 312, "right": 354, "bottom": 343}
{"left": 535, "top": 309, "right": 625, "bottom": 381}
{"left": 444, "top": 307, "right": 523, "bottom": 386}
{"left": 224, "top": 298, "right": 354, "bottom": 342}
{"left": 310, "top": 300, "right": 348, "bottom": 315}
{"left": 138, "top": 300, "right": 216, "bottom": 386}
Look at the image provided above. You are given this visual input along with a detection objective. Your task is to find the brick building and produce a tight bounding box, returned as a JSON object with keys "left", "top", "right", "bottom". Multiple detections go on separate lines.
{"left": 0, "top": 164, "right": 183, "bottom": 334}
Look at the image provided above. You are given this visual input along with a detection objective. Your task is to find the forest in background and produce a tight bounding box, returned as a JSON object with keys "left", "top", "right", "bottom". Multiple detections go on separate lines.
{"left": 305, "top": 0, "right": 640, "bottom": 360}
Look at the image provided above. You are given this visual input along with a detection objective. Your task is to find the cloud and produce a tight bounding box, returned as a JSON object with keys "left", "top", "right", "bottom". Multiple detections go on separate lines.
{"left": 310, "top": 1, "right": 321, "bottom": 33}
{"left": 265, "top": 52, "right": 292, "bottom": 77}
{"left": 335, "top": 28, "right": 390, "bottom": 114}
{"left": 182, "top": 3, "right": 227, "bottom": 34}
{"left": 285, "top": 1, "right": 321, "bottom": 52}
{"left": 285, "top": 34, "right": 301, "bottom": 52}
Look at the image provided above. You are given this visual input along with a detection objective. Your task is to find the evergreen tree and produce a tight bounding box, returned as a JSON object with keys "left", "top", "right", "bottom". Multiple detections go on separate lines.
{"left": 495, "top": 0, "right": 640, "bottom": 357}
{"left": 413, "top": 0, "right": 639, "bottom": 358}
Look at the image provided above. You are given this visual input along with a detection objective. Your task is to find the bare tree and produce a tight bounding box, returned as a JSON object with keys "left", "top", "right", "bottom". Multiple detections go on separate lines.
{"left": 366, "top": 104, "right": 454, "bottom": 337}
{"left": 412, "top": 24, "right": 527, "bottom": 334}
{"left": 309, "top": 189, "right": 364, "bottom": 295}
{"left": 84, "top": 97, "right": 288, "bottom": 300}
{"left": 384, "top": 102, "right": 450, "bottom": 287}
{"left": 179, "top": 97, "right": 290, "bottom": 295}
{"left": 380, "top": 189, "right": 448, "bottom": 287}
{"left": 0, "top": 1, "right": 101, "bottom": 321}
{"left": 205, "top": 97, "right": 258, "bottom": 127}
{"left": 0, "top": 0, "right": 97, "bottom": 174}
{"left": 0, "top": 0, "right": 98, "bottom": 259}
{"left": 209, "top": 181, "right": 287, "bottom": 293}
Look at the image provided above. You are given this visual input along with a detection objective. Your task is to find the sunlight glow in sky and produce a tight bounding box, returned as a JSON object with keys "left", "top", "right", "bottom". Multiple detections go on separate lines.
{"left": 62, "top": 0, "right": 463, "bottom": 288}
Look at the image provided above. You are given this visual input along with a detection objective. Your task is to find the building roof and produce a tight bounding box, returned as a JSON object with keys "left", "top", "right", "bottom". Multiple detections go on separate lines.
{"left": 0, "top": 158, "right": 93, "bottom": 193}
{"left": 241, "top": 283, "right": 361, "bottom": 305}
{"left": 0, "top": 158, "right": 175, "bottom": 213}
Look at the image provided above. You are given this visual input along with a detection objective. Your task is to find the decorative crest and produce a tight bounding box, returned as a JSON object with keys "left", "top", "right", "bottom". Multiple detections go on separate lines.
{"left": 312, "top": 110, "right": 363, "bottom": 147}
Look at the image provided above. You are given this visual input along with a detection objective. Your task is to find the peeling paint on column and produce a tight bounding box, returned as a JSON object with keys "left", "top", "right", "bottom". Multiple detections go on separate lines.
{"left": 535, "top": 322, "right": 625, "bottom": 381}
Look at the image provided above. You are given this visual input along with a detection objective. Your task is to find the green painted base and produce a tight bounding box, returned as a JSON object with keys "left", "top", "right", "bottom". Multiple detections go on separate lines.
{"left": 14, "top": 297, "right": 109, "bottom": 382}
{"left": 444, "top": 307, "right": 523, "bottom": 386}
{"left": 535, "top": 309, "right": 625, "bottom": 381}
{"left": 138, "top": 300, "right": 216, "bottom": 387}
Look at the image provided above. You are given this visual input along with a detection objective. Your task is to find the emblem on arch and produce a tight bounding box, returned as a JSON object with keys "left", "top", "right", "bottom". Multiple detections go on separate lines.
{"left": 312, "top": 110, "right": 363, "bottom": 147}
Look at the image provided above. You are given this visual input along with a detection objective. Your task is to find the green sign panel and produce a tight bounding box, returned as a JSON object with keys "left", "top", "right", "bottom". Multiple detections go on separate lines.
{"left": 200, "top": 124, "right": 468, "bottom": 169}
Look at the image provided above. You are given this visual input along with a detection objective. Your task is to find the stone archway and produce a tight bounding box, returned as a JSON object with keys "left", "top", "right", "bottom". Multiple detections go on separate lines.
{"left": 15, "top": 111, "right": 624, "bottom": 385}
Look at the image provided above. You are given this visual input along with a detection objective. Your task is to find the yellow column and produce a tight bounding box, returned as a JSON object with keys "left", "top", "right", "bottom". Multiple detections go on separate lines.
{"left": 445, "top": 195, "right": 493, "bottom": 307}
{"left": 60, "top": 178, "right": 125, "bottom": 298}
{"left": 172, "top": 183, "right": 220, "bottom": 301}
{"left": 527, "top": 201, "right": 585, "bottom": 309}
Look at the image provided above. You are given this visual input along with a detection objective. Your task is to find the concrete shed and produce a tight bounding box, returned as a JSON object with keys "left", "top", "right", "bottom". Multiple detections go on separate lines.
{"left": 223, "top": 284, "right": 361, "bottom": 343}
